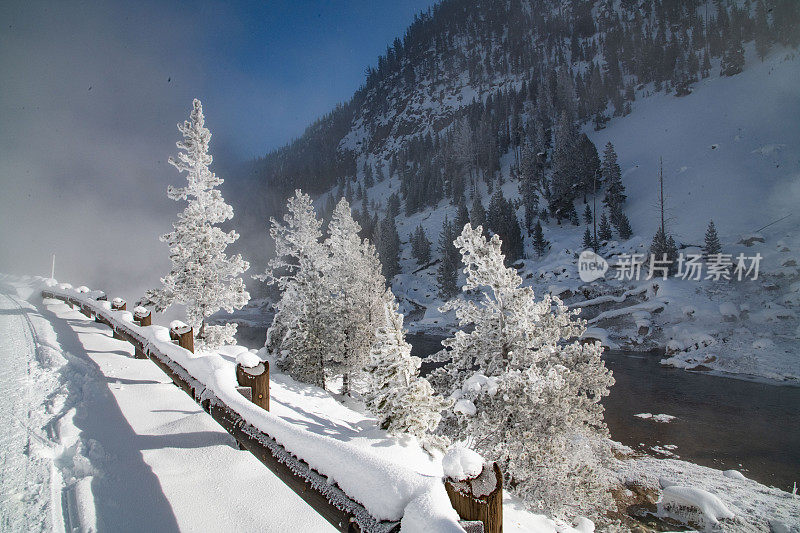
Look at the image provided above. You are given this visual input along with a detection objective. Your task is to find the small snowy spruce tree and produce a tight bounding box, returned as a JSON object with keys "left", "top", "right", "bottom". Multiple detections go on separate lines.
{"left": 598, "top": 211, "right": 613, "bottom": 242}
{"left": 377, "top": 212, "right": 401, "bottom": 281}
{"left": 143, "top": 99, "right": 249, "bottom": 349}
{"left": 703, "top": 220, "right": 722, "bottom": 257}
{"left": 364, "top": 289, "right": 452, "bottom": 452}
{"left": 435, "top": 224, "right": 615, "bottom": 519}
{"left": 532, "top": 220, "right": 548, "bottom": 258}
{"left": 437, "top": 216, "right": 460, "bottom": 298}
{"left": 601, "top": 142, "right": 625, "bottom": 212}
{"left": 410, "top": 224, "right": 432, "bottom": 265}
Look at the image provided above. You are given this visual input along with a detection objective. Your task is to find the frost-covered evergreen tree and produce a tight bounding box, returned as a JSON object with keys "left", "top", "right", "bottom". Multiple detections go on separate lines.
{"left": 363, "top": 161, "right": 374, "bottom": 189}
{"left": 455, "top": 199, "right": 470, "bottom": 232}
{"left": 259, "top": 190, "right": 332, "bottom": 387}
{"left": 582, "top": 227, "right": 596, "bottom": 251}
{"left": 410, "top": 224, "right": 432, "bottom": 265}
{"left": 598, "top": 211, "right": 613, "bottom": 242}
{"left": 435, "top": 224, "right": 615, "bottom": 518}
{"left": 703, "top": 220, "right": 722, "bottom": 257}
{"left": 377, "top": 212, "right": 401, "bottom": 281}
{"left": 611, "top": 206, "right": 633, "bottom": 240}
{"left": 532, "top": 220, "right": 548, "bottom": 258}
{"left": 364, "top": 289, "right": 452, "bottom": 452}
{"left": 601, "top": 142, "right": 625, "bottom": 213}
{"left": 470, "top": 193, "right": 487, "bottom": 232}
{"left": 575, "top": 133, "right": 600, "bottom": 202}
{"left": 649, "top": 227, "right": 679, "bottom": 274}
{"left": 583, "top": 204, "right": 593, "bottom": 225}
{"left": 487, "top": 188, "right": 524, "bottom": 263}
{"left": 549, "top": 111, "right": 579, "bottom": 222}
{"left": 720, "top": 38, "right": 745, "bottom": 76}
{"left": 437, "top": 216, "right": 460, "bottom": 298}
{"left": 143, "top": 99, "right": 249, "bottom": 350}
{"left": 325, "top": 198, "right": 386, "bottom": 395}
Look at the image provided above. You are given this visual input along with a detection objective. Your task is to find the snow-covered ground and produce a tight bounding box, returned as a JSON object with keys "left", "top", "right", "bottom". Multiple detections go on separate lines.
{"left": 0, "top": 278, "right": 336, "bottom": 532}
{"left": 3, "top": 275, "right": 798, "bottom": 532}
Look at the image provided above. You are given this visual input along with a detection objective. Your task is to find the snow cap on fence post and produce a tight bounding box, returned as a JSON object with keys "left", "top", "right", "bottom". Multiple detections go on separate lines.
{"left": 442, "top": 445, "right": 503, "bottom": 533}
{"left": 111, "top": 297, "right": 127, "bottom": 311}
{"left": 169, "top": 320, "right": 194, "bottom": 353}
{"left": 235, "top": 352, "right": 269, "bottom": 411}
{"left": 133, "top": 306, "right": 151, "bottom": 327}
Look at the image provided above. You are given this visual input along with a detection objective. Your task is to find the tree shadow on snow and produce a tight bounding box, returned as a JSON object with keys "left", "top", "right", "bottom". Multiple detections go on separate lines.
{"left": 36, "top": 301, "right": 182, "bottom": 533}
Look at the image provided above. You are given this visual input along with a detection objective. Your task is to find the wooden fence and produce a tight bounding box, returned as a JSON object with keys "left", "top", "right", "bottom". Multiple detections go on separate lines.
{"left": 40, "top": 288, "right": 500, "bottom": 533}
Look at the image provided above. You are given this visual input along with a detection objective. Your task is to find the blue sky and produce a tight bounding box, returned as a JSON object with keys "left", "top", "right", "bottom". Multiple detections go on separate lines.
{"left": 171, "top": 0, "right": 439, "bottom": 159}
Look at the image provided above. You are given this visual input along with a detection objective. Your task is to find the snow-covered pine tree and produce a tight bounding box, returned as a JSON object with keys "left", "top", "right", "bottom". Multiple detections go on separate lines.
{"left": 611, "top": 206, "right": 633, "bottom": 240}
{"left": 387, "top": 192, "right": 401, "bottom": 219}
{"left": 720, "top": 37, "right": 745, "bottom": 77}
{"left": 549, "top": 111, "right": 579, "bottom": 223}
{"left": 649, "top": 227, "right": 679, "bottom": 274}
{"left": 377, "top": 212, "right": 401, "bottom": 281}
{"left": 259, "top": 190, "right": 332, "bottom": 387}
{"left": 583, "top": 204, "right": 593, "bottom": 225}
{"left": 470, "top": 192, "right": 487, "bottom": 232}
{"left": 487, "top": 188, "right": 524, "bottom": 263}
{"left": 363, "top": 161, "right": 374, "bottom": 189}
{"left": 598, "top": 211, "right": 613, "bottom": 242}
{"left": 582, "top": 227, "right": 596, "bottom": 251}
{"left": 436, "top": 224, "right": 615, "bottom": 518}
{"left": 703, "top": 220, "right": 722, "bottom": 257}
{"left": 532, "top": 220, "right": 548, "bottom": 258}
{"left": 410, "top": 224, "right": 432, "bottom": 265}
{"left": 325, "top": 198, "right": 386, "bottom": 395}
{"left": 455, "top": 199, "right": 470, "bottom": 232}
{"left": 437, "top": 216, "right": 460, "bottom": 298}
{"left": 601, "top": 142, "right": 625, "bottom": 213}
{"left": 364, "top": 289, "right": 452, "bottom": 452}
{"left": 142, "top": 99, "right": 249, "bottom": 350}
{"left": 575, "top": 133, "right": 600, "bottom": 202}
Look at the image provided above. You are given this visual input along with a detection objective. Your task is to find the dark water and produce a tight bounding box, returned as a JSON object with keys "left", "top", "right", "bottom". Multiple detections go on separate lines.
{"left": 238, "top": 328, "right": 800, "bottom": 491}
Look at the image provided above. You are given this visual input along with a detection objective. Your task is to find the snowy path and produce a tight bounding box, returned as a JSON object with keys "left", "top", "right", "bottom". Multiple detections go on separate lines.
{"left": 0, "top": 290, "right": 336, "bottom": 533}
{"left": 0, "top": 293, "right": 57, "bottom": 532}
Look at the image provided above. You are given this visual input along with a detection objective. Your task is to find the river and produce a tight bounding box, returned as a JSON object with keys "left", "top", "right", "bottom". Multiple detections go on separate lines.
{"left": 238, "top": 327, "right": 800, "bottom": 492}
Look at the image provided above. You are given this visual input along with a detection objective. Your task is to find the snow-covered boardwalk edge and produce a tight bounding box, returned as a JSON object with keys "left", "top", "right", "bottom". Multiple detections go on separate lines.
{"left": 38, "top": 278, "right": 465, "bottom": 533}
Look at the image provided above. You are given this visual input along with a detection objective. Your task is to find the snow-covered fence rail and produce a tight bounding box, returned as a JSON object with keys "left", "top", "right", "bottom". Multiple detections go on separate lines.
{"left": 39, "top": 283, "right": 472, "bottom": 533}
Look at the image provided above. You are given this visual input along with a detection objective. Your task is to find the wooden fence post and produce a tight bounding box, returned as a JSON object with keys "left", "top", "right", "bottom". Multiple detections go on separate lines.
{"left": 94, "top": 293, "right": 107, "bottom": 323}
{"left": 111, "top": 298, "right": 127, "bottom": 339}
{"left": 131, "top": 308, "right": 151, "bottom": 359}
{"left": 169, "top": 324, "right": 194, "bottom": 353}
{"left": 133, "top": 307, "right": 151, "bottom": 326}
{"left": 236, "top": 361, "right": 269, "bottom": 411}
{"left": 445, "top": 462, "right": 503, "bottom": 533}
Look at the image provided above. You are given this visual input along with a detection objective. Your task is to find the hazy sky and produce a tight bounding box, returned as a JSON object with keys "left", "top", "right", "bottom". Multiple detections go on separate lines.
{"left": 0, "top": 0, "right": 435, "bottom": 301}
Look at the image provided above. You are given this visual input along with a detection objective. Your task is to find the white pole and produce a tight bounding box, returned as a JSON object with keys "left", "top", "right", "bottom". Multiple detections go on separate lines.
{"left": 51, "top": 254, "right": 55, "bottom": 280}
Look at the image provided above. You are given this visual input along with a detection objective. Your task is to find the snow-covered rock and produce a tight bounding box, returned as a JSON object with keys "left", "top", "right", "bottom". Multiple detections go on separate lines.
{"left": 722, "top": 469, "right": 746, "bottom": 481}
{"left": 657, "top": 485, "right": 735, "bottom": 529}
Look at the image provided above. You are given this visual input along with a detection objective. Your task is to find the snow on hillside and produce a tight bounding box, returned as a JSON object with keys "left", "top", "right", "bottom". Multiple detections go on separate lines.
{"left": 328, "top": 46, "right": 800, "bottom": 383}
{"left": 589, "top": 45, "right": 800, "bottom": 242}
